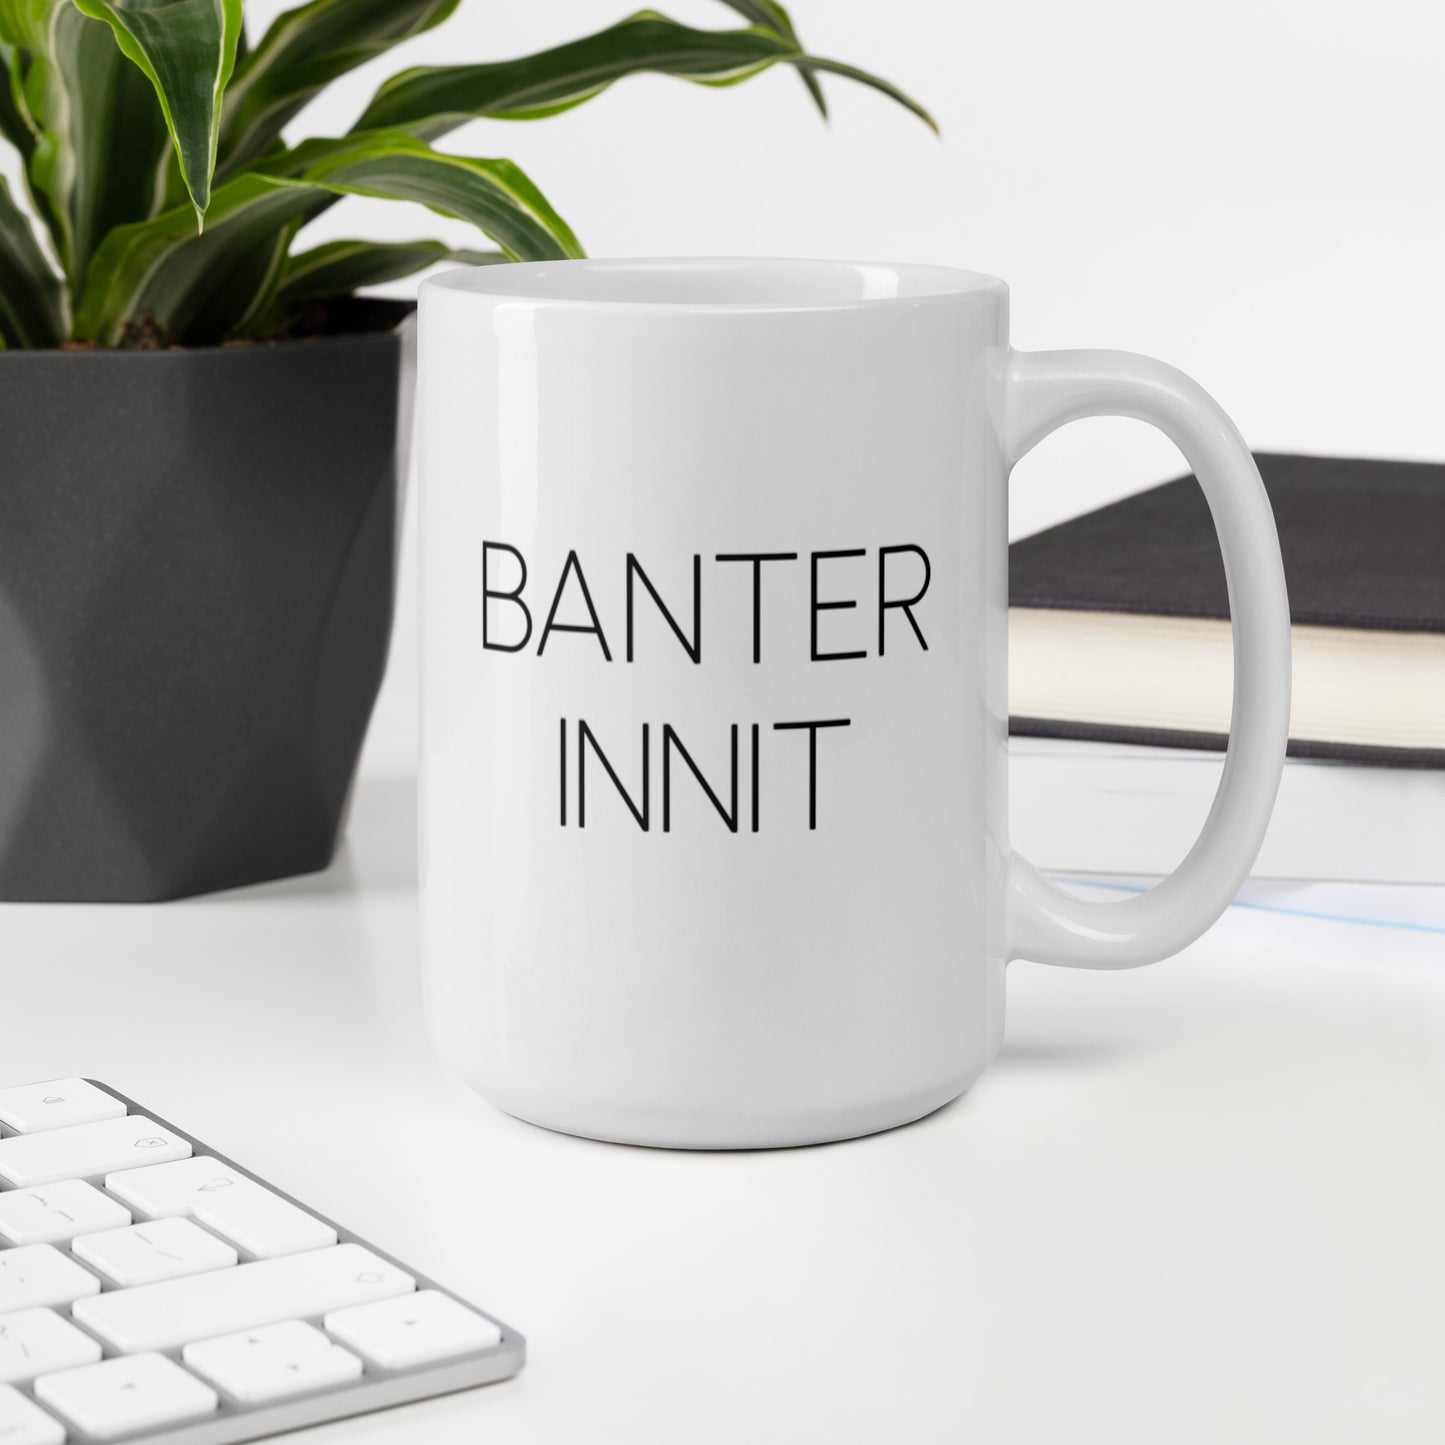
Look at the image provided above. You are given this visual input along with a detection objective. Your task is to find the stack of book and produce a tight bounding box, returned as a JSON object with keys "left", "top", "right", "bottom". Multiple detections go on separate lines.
{"left": 1008, "top": 454, "right": 1444, "bottom": 883}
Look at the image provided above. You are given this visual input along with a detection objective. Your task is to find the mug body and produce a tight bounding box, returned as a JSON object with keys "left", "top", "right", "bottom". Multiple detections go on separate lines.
{"left": 418, "top": 259, "right": 1010, "bottom": 1148}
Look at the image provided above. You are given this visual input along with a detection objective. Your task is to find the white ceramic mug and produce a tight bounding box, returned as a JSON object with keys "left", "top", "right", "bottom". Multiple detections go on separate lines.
{"left": 417, "top": 259, "right": 1290, "bottom": 1149}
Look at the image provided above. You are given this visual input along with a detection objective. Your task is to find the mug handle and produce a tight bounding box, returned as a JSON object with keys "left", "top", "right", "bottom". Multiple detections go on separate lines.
{"left": 1003, "top": 349, "right": 1292, "bottom": 968}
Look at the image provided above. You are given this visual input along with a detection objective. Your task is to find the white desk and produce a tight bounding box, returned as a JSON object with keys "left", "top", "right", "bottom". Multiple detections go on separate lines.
{"left": 2, "top": 695, "right": 1443, "bottom": 1445}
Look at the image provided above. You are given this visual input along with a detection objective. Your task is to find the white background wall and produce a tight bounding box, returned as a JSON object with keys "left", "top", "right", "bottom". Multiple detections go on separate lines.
{"left": 6, "top": 0, "right": 1444, "bottom": 721}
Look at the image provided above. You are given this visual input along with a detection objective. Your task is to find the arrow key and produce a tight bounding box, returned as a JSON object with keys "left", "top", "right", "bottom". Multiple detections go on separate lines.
{"left": 326, "top": 1291, "right": 502, "bottom": 1371}
{"left": 183, "top": 1320, "right": 330, "bottom": 1374}
{"left": 184, "top": 1323, "right": 362, "bottom": 1405}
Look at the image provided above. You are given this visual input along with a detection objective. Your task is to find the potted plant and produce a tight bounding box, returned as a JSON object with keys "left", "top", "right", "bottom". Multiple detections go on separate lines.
{"left": 0, "top": 0, "right": 930, "bottom": 901}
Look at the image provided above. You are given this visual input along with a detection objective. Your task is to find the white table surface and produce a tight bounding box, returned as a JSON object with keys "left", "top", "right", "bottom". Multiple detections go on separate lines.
{"left": 2, "top": 694, "right": 1443, "bottom": 1445}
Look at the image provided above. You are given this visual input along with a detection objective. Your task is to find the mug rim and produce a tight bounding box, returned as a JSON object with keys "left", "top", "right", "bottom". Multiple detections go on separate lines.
{"left": 421, "top": 256, "right": 1007, "bottom": 313}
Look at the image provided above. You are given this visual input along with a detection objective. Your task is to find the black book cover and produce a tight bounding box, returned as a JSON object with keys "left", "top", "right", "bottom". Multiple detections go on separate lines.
{"left": 1008, "top": 453, "right": 1445, "bottom": 767}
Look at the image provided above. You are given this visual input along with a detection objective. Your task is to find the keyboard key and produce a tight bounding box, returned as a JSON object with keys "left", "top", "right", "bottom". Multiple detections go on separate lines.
{"left": 0, "top": 1180, "right": 131, "bottom": 1246}
{"left": 35, "top": 1353, "right": 217, "bottom": 1441}
{"left": 0, "top": 1385, "right": 65, "bottom": 1445}
{"left": 72, "top": 1218, "right": 238, "bottom": 1287}
{"left": 0, "top": 1308, "right": 102, "bottom": 1385}
{"left": 186, "top": 1330, "right": 362, "bottom": 1404}
{"left": 326, "top": 1291, "right": 503, "bottom": 1369}
{"left": 0, "top": 1116, "right": 189, "bottom": 1189}
{"left": 106, "top": 1157, "right": 336, "bottom": 1259}
{"left": 74, "top": 1244, "right": 414, "bottom": 1353}
{"left": 0, "top": 1247, "right": 101, "bottom": 1313}
{"left": 0, "top": 1080, "right": 125, "bottom": 1136}
{"left": 183, "top": 1320, "right": 331, "bottom": 1372}
{"left": 0, "top": 1078, "right": 524, "bottom": 1441}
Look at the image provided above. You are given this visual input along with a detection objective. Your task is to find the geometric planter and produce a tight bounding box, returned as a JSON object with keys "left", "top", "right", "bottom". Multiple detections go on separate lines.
{"left": 0, "top": 300, "right": 410, "bottom": 900}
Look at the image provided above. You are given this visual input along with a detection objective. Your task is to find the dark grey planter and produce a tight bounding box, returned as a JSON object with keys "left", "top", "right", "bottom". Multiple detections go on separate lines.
{"left": 0, "top": 301, "right": 411, "bottom": 901}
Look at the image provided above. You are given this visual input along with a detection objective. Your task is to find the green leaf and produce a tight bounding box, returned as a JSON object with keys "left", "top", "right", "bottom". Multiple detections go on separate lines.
{"left": 711, "top": 0, "right": 825, "bottom": 117}
{"left": 0, "top": 1, "right": 52, "bottom": 48}
{"left": 352, "top": 10, "right": 934, "bottom": 139}
{"left": 19, "top": 3, "right": 173, "bottom": 292}
{"left": 0, "top": 173, "right": 63, "bottom": 346}
{"left": 74, "top": 131, "right": 582, "bottom": 345}
{"left": 354, "top": 13, "right": 796, "bottom": 136}
{"left": 72, "top": 0, "right": 243, "bottom": 225}
{"left": 0, "top": 44, "right": 37, "bottom": 159}
{"left": 275, "top": 132, "right": 583, "bottom": 257}
{"left": 218, "top": 0, "right": 459, "bottom": 178}
{"left": 275, "top": 237, "right": 499, "bottom": 306}
{"left": 793, "top": 55, "right": 937, "bottom": 133}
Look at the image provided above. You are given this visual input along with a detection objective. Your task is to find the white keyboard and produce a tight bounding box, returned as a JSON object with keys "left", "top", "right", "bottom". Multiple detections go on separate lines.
{"left": 0, "top": 1080, "right": 523, "bottom": 1443}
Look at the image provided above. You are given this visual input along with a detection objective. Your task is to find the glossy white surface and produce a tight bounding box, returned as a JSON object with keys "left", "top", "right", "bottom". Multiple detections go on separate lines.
{"left": 419, "top": 260, "right": 1012, "bottom": 1148}
{"left": 0, "top": 745, "right": 1442, "bottom": 1441}
{"left": 1003, "top": 349, "right": 1291, "bottom": 965}
{"left": 417, "top": 259, "right": 1287, "bottom": 1147}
